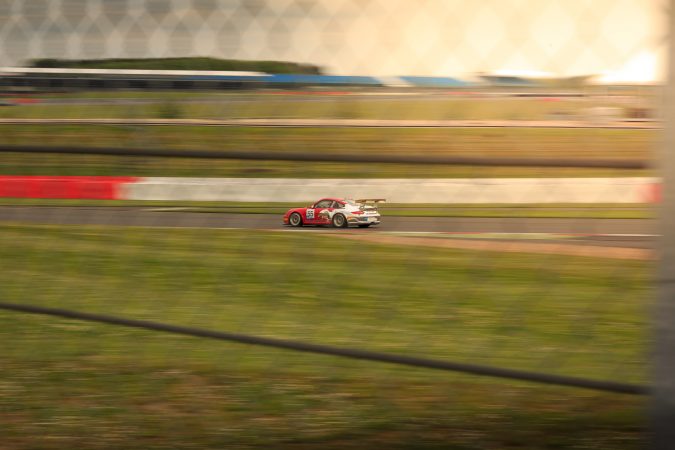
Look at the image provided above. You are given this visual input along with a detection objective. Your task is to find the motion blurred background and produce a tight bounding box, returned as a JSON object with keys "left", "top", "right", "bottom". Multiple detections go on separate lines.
{"left": 0, "top": 1, "right": 668, "bottom": 449}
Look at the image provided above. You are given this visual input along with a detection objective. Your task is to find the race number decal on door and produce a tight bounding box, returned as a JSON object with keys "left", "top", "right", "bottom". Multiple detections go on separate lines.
{"left": 306, "top": 209, "right": 315, "bottom": 220}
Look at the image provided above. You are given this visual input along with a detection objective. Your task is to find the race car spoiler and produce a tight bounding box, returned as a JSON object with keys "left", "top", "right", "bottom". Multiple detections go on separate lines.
{"left": 355, "top": 198, "right": 386, "bottom": 204}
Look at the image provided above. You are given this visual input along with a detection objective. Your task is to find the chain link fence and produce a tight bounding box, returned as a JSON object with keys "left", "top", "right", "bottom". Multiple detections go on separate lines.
{"left": 0, "top": 1, "right": 668, "bottom": 448}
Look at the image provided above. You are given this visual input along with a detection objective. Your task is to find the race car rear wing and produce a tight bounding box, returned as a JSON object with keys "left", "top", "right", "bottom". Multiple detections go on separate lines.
{"left": 355, "top": 198, "right": 386, "bottom": 204}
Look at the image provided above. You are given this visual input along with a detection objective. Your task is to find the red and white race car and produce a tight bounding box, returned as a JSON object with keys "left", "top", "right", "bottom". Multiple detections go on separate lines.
{"left": 283, "top": 198, "right": 385, "bottom": 228}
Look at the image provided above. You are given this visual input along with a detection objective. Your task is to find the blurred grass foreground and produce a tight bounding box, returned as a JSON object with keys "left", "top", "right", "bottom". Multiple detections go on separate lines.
{"left": 0, "top": 225, "right": 649, "bottom": 449}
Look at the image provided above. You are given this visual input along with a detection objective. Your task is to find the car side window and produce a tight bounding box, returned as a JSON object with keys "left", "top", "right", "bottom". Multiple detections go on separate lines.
{"left": 315, "top": 200, "right": 332, "bottom": 208}
{"left": 332, "top": 201, "right": 343, "bottom": 209}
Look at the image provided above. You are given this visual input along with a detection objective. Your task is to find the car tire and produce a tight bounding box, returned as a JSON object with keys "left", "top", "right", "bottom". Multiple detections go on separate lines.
{"left": 289, "top": 212, "right": 303, "bottom": 227}
{"left": 357, "top": 224, "right": 371, "bottom": 228}
{"left": 332, "top": 213, "right": 348, "bottom": 228}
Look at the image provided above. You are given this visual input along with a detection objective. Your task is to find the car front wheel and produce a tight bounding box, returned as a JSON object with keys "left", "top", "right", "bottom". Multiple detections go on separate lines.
{"left": 289, "top": 212, "right": 303, "bottom": 227}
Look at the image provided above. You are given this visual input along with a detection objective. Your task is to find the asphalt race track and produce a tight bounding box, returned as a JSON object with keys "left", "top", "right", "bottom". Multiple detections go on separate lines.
{"left": 0, "top": 206, "right": 656, "bottom": 250}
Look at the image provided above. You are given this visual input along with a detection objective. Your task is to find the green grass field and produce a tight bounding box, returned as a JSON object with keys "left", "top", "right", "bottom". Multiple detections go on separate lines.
{"left": 0, "top": 93, "right": 644, "bottom": 121}
{"left": 0, "top": 224, "right": 650, "bottom": 449}
{"left": 0, "top": 125, "right": 653, "bottom": 179}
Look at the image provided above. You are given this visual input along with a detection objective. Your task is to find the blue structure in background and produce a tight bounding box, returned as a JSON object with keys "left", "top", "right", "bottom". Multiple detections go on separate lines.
{"left": 184, "top": 73, "right": 386, "bottom": 86}
{"left": 477, "top": 75, "right": 538, "bottom": 87}
{"left": 398, "top": 76, "right": 472, "bottom": 88}
{"left": 186, "top": 74, "right": 479, "bottom": 88}
{"left": 265, "top": 74, "right": 382, "bottom": 86}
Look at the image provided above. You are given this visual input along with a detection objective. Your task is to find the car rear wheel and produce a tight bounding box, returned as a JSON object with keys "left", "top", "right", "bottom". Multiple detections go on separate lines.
{"left": 289, "top": 212, "right": 303, "bottom": 227}
{"left": 332, "top": 213, "right": 347, "bottom": 228}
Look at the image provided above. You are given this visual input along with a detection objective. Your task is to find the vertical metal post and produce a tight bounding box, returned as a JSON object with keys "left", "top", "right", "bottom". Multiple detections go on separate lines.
{"left": 654, "top": 1, "right": 675, "bottom": 448}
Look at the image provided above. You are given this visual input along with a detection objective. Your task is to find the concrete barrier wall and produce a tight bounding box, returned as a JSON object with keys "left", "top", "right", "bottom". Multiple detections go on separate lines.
{"left": 123, "top": 177, "right": 660, "bottom": 204}
{"left": 0, "top": 176, "right": 138, "bottom": 199}
{"left": 0, "top": 176, "right": 659, "bottom": 203}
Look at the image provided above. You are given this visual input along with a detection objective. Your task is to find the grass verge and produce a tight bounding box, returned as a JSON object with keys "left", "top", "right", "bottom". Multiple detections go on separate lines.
{"left": 0, "top": 224, "right": 649, "bottom": 449}
{"left": 0, "top": 125, "right": 653, "bottom": 178}
{"left": 0, "top": 94, "right": 644, "bottom": 121}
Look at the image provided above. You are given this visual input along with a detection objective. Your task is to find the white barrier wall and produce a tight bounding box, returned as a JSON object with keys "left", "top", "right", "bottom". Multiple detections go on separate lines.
{"left": 122, "top": 177, "right": 660, "bottom": 203}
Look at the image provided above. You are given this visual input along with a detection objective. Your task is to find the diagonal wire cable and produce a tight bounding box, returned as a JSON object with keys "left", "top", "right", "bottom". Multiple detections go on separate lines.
{"left": 0, "top": 300, "right": 648, "bottom": 396}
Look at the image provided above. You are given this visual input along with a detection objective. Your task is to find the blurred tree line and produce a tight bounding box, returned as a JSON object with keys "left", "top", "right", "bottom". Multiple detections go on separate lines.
{"left": 27, "top": 57, "right": 323, "bottom": 75}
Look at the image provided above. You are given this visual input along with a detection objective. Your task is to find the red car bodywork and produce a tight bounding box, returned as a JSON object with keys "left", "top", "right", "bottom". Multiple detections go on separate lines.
{"left": 282, "top": 197, "right": 383, "bottom": 228}
{"left": 282, "top": 197, "right": 344, "bottom": 226}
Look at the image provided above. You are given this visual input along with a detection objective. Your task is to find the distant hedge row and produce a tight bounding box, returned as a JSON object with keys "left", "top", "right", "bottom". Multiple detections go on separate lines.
{"left": 27, "top": 57, "right": 323, "bottom": 75}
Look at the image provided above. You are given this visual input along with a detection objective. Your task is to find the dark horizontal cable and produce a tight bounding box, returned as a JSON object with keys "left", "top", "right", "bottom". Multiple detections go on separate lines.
{"left": 0, "top": 301, "right": 648, "bottom": 395}
{"left": 0, "top": 145, "right": 648, "bottom": 169}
